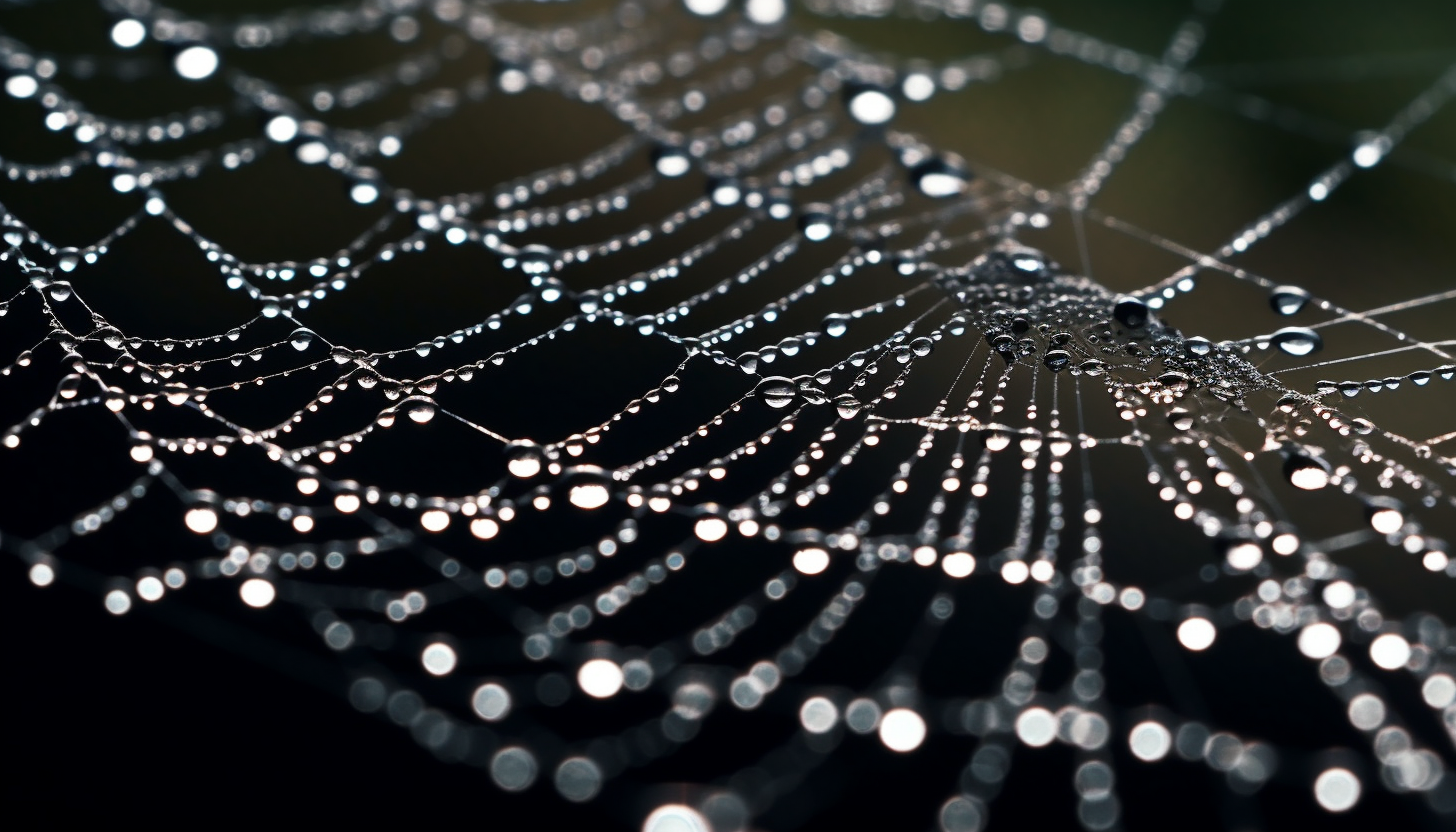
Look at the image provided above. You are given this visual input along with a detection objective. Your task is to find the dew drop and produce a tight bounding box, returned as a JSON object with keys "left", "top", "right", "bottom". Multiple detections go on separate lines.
{"left": 1271, "top": 326, "right": 1322, "bottom": 357}
{"left": 799, "top": 205, "right": 834, "bottom": 242}
{"left": 755, "top": 376, "right": 797, "bottom": 409}
{"left": 1270, "top": 285, "right": 1310, "bottom": 316}
{"left": 911, "top": 156, "right": 970, "bottom": 198}
{"left": 653, "top": 145, "right": 692, "bottom": 178}
{"left": 846, "top": 86, "right": 896, "bottom": 125}
{"left": 834, "top": 393, "right": 862, "bottom": 419}
{"left": 174, "top": 45, "right": 219, "bottom": 81}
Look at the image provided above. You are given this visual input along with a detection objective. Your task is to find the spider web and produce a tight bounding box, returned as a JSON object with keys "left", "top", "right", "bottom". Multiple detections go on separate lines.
{"left": 2, "top": 0, "right": 1455, "bottom": 828}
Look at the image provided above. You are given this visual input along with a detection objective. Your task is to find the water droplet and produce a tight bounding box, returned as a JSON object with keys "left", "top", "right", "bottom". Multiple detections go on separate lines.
{"left": 1271, "top": 326, "right": 1322, "bottom": 357}
{"left": 565, "top": 466, "right": 613, "bottom": 510}
{"left": 823, "top": 314, "right": 849, "bottom": 338}
{"left": 404, "top": 396, "right": 437, "bottom": 424}
{"left": 846, "top": 86, "right": 896, "bottom": 125}
{"left": 506, "top": 441, "right": 544, "bottom": 478}
{"left": 1185, "top": 336, "right": 1213, "bottom": 356}
{"left": 516, "top": 244, "right": 558, "bottom": 277}
{"left": 833, "top": 393, "right": 862, "bottom": 419}
{"left": 709, "top": 176, "right": 742, "bottom": 206}
{"left": 755, "top": 376, "right": 797, "bottom": 409}
{"left": 653, "top": 145, "right": 692, "bottom": 178}
{"left": 1270, "top": 285, "right": 1309, "bottom": 316}
{"left": 1168, "top": 408, "right": 1195, "bottom": 431}
{"left": 910, "top": 155, "right": 970, "bottom": 198}
{"left": 289, "top": 328, "right": 315, "bottom": 351}
{"left": 1043, "top": 349, "right": 1071, "bottom": 372}
{"left": 798, "top": 205, "right": 834, "bottom": 242}
{"left": 1112, "top": 296, "right": 1149, "bottom": 329}
{"left": 111, "top": 18, "right": 146, "bottom": 49}
{"left": 174, "top": 45, "right": 219, "bottom": 81}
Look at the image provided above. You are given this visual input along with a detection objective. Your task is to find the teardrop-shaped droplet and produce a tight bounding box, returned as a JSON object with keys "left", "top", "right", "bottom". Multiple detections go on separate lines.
{"left": 1269, "top": 285, "right": 1310, "bottom": 316}
{"left": 798, "top": 204, "right": 834, "bottom": 242}
{"left": 506, "top": 440, "right": 544, "bottom": 478}
{"left": 1112, "top": 296, "right": 1150, "bottom": 329}
{"left": 290, "top": 328, "right": 315, "bottom": 351}
{"left": 823, "top": 314, "right": 849, "bottom": 338}
{"left": 1271, "top": 326, "right": 1322, "bottom": 357}
{"left": 404, "top": 396, "right": 437, "bottom": 424}
{"left": 833, "top": 393, "right": 862, "bottom": 419}
{"left": 564, "top": 465, "right": 613, "bottom": 510}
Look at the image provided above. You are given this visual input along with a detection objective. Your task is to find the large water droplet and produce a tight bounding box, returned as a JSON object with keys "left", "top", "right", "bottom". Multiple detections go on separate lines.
{"left": 833, "top": 393, "right": 862, "bottom": 419}
{"left": 506, "top": 440, "right": 544, "bottom": 478}
{"left": 1284, "top": 453, "right": 1331, "bottom": 490}
{"left": 1271, "top": 326, "right": 1322, "bottom": 357}
{"left": 799, "top": 204, "right": 834, "bottom": 242}
{"left": 653, "top": 145, "right": 692, "bottom": 178}
{"left": 1112, "top": 296, "right": 1150, "bottom": 329}
{"left": 564, "top": 466, "right": 613, "bottom": 510}
{"left": 755, "top": 376, "right": 797, "bottom": 409}
{"left": 1270, "top": 285, "right": 1310, "bottom": 316}
{"left": 289, "top": 328, "right": 315, "bottom": 351}
{"left": 910, "top": 156, "right": 970, "bottom": 198}
{"left": 846, "top": 86, "right": 896, "bottom": 125}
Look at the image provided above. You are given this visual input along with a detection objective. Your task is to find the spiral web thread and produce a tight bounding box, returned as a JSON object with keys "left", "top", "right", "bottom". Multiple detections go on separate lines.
{"left": 2, "top": 0, "right": 1455, "bottom": 828}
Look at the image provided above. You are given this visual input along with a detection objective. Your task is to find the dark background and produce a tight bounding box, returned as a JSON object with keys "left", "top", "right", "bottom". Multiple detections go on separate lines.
{"left": 3, "top": 0, "right": 1455, "bottom": 828}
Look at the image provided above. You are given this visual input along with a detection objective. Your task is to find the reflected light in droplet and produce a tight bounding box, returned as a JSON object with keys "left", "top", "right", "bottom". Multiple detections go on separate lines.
{"left": 472, "top": 682, "right": 512, "bottom": 721}
{"left": 682, "top": 0, "right": 730, "bottom": 14}
{"left": 1225, "top": 542, "right": 1262, "bottom": 570}
{"left": 1314, "top": 767, "right": 1361, "bottom": 812}
{"left": 1128, "top": 721, "right": 1171, "bottom": 762}
{"left": 1001, "top": 560, "right": 1029, "bottom": 584}
{"left": 507, "top": 457, "right": 541, "bottom": 478}
{"left": 184, "top": 506, "right": 218, "bottom": 534}
{"left": 1177, "top": 617, "right": 1216, "bottom": 651}
{"left": 578, "top": 658, "right": 624, "bottom": 698}
{"left": 878, "top": 708, "right": 927, "bottom": 752}
{"left": 793, "top": 547, "right": 830, "bottom": 575}
{"left": 104, "top": 589, "right": 132, "bottom": 615}
{"left": 848, "top": 89, "right": 896, "bottom": 125}
{"left": 111, "top": 19, "right": 146, "bottom": 49}
{"left": 1015, "top": 707, "right": 1056, "bottom": 747}
{"left": 470, "top": 517, "right": 500, "bottom": 539}
{"left": 29, "top": 562, "right": 55, "bottom": 587}
{"left": 1297, "top": 622, "right": 1342, "bottom": 659}
{"left": 569, "top": 483, "right": 611, "bottom": 510}
{"left": 694, "top": 517, "right": 728, "bottom": 542}
{"left": 942, "top": 552, "right": 975, "bottom": 577}
{"left": 643, "top": 804, "right": 711, "bottom": 832}
{"left": 744, "top": 0, "right": 786, "bottom": 24}
{"left": 1369, "top": 507, "right": 1403, "bottom": 534}
{"left": 240, "top": 578, "right": 276, "bottom": 608}
{"left": 1369, "top": 633, "right": 1411, "bottom": 670}
{"left": 265, "top": 115, "right": 298, "bottom": 143}
{"left": 421, "top": 642, "right": 458, "bottom": 676}
{"left": 799, "top": 696, "right": 839, "bottom": 734}
{"left": 421, "top": 509, "right": 450, "bottom": 531}
{"left": 174, "top": 45, "right": 219, "bottom": 80}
